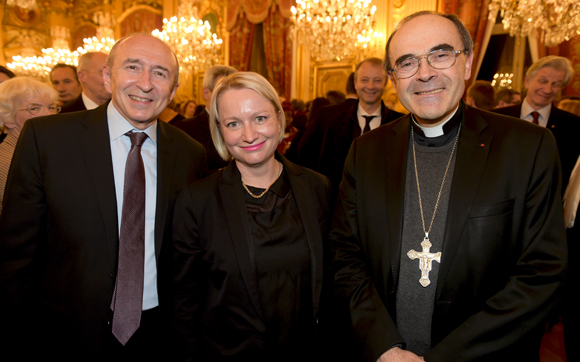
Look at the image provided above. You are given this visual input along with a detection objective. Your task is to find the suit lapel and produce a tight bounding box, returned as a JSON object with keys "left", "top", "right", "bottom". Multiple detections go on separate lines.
{"left": 436, "top": 105, "right": 492, "bottom": 299}
{"left": 154, "top": 121, "right": 176, "bottom": 258}
{"left": 282, "top": 156, "right": 324, "bottom": 317}
{"left": 219, "top": 163, "right": 265, "bottom": 320}
{"left": 77, "top": 105, "right": 118, "bottom": 261}
{"left": 385, "top": 117, "right": 412, "bottom": 286}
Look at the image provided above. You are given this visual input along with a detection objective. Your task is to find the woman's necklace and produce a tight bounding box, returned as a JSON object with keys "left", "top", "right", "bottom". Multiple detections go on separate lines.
{"left": 242, "top": 161, "right": 283, "bottom": 199}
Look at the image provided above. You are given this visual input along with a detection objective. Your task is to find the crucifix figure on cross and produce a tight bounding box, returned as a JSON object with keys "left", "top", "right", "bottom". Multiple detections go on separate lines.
{"left": 408, "top": 235, "right": 442, "bottom": 287}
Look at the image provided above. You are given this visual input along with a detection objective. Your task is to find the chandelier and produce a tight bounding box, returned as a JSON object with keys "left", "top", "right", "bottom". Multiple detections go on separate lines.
{"left": 6, "top": 53, "right": 51, "bottom": 80}
{"left": 7, "top": 26, "right": 79, "bottom": 80}
{"left": 6, "top": 0, "right": 38, "bottom": 10}
{"left": 43, "top": 26, "right": 79, "bottom": 67}
{"left": 489, "top": 0, "right": 580, "bottom": 47}
{"left": 291, "top": 0, "right": 377, "bottom": 61}
{"left": 77, "top": 11, "right": 116, "bottom": 54}
{"left": 151, "top": 0, "right": 223, "bottom": 73}
{"left": 492, "top": 72, "right": 514, "bottom": 88}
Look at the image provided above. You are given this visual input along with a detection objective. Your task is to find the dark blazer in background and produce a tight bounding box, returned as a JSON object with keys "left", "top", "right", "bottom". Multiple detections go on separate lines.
{"left": 173, "top": 154, "right": 332, "bottom": 361}
{"left": 330, "top": 105, "right": 566, "bottom": 361}
{"left": 60, "top": 93, "right": 87, "bottom": 113}
{"left": 0, "top": 103, "right": 206, "bottom": 359}
{"left": 173, "top": 109, "right": 229, "bottom": 174}
{"left": 318, "top": 100, "right": 404, "bottom": 200}
{"left": 292, "top": 98, "right": 358, "bottom": 169}
{"left": 492, "top": 103, "right": 580, "bottom": 188}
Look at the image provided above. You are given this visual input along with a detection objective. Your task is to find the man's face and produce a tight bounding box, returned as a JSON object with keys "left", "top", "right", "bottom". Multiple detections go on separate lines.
{"left": 78, "top": 53, "right": 111, "bottom": 104}
{"left": 51, "top": 67, "right": 82, "bottom": 103}
{"left": 387, "top": 14, "right": 473, "bottom": 126}
{"left": 524, "top": 66, "right": 566, "bottom": 110}
{"left": 355, "top": 61, "right": 387, "bottom": 108}
{"left": 102, "top": 35, "right": 178, "bottom": 130}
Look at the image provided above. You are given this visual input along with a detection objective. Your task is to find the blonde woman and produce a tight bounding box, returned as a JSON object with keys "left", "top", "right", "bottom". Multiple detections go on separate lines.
{"left": 173, "top": 72, "right": 331, "bottom": 361}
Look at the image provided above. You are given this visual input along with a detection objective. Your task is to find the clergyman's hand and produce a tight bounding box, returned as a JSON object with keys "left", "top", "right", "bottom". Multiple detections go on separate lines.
{"left": 376, "top": 347, "right": 425, "bottom": 362}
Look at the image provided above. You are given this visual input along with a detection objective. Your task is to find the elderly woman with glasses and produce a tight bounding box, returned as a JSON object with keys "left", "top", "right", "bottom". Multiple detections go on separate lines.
{"left": 173, "top": 72, "right": 332, "bottom": 361}
{"left": 0, "top": 77, "right": 60, "bottom": 212}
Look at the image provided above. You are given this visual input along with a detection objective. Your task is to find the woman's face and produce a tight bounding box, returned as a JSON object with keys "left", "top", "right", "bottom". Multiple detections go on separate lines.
{"left": 184, "top": 101, "right": 196, "bottom": 118}
{"left": 218, "top": 88, "right": 281, "bottom": 168}
{"left": 6, "top": 94, "right": 56, "bottom": 136}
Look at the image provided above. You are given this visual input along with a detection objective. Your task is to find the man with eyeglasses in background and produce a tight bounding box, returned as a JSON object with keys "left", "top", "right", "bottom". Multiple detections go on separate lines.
{"left": 61, "top": 52, "right": 111, "bottom": 113}
{"left": 328, "top": 11, "right": 566, "bottom": 361}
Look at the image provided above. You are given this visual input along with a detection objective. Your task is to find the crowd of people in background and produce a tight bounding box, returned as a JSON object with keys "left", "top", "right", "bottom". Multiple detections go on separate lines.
{"left": 0, "top": 9, "right": 579, "bottom": 361}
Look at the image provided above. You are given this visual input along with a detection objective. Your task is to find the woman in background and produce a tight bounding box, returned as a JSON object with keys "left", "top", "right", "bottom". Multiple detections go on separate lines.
{"left": 173, "top": 72, "right": 331, "bottom": 361}
{"left": 0, "top": 77, "right": 59, "bottom": 214}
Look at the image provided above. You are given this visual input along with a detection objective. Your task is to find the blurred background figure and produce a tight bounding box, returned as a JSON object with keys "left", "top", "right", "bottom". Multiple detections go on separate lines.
{"left": 50, "top": 63, "right": 82, "bottom": 105}
{"left": 61, "top": 52, "right": 111, "bottom": 113}
{"left": 180, "top": 99, "right": 197, "bottom": 118}
{"left": 0, "top": 77, "right": 59, "bottom": 214}
{"left": 325, "top": 90, "right": 346, "bottom": 106}
{"left": 494, "top": 88, "right": 521, "bottom": 109}
{"left": 0, "top": 66, "right": 15, "bottom": 84}
{"left": 173, "top": 71, "right": 331, "bottom": 362}
{"left": 466, "top": 80, "right": 495, "bottom": 110}
{"left": 559, "top": 98, "right": 580, "bottom": 116}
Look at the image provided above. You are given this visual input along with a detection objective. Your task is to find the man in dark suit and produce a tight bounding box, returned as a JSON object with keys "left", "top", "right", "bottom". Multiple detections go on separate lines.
{"left": 492, "top": 56, "right": 580, "bottom": 187}
{"left": 329, "top": 11, "right": 566, "bottom": 361}
{"left": 0, "top": 34, "right": 206, "bottom": 360}
{"left": 291, "top": 72, "right": 358, "bottom": 168}
{"left": 50, "top": 63, "right": 82, "bottom": 104}
{"left": 172, "top": 65, "right": 237, "bottom": 173}
{"left": 61, "top": 52, "right": 111, "bottom": 113}
{"left": 318, "top": 58, "right": 404, "bottom": 198}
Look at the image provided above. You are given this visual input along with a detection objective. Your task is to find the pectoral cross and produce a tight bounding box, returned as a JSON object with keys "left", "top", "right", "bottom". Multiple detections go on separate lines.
{"left": 407, "top": 234, "right": 442, "bottom": 287}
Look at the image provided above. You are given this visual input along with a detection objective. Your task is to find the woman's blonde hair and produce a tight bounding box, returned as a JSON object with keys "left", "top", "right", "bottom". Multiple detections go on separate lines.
{"left": 0, "top": 77, "right": 59, "bottom": 128}
{"left": 209, "top": 72, "right": 285, "bottom": 161}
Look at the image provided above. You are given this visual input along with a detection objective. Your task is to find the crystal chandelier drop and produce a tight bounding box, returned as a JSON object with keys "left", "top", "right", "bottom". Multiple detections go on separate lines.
{"left": 492, "top": 72, "right": 514, "bottom": 88}
{"left": 42, "top": 26, "right": 80, "bottom": 67}
{"left": 151, "top": 0, "right": 223, "bottom": 73}
{"left": 488, "top": 0, "right": 580, "bottom": 47}
{"left": 6, "top": 0, "right": 38, "bottom": 10}
{"left": 291, "top": 0, "right": 377, "bottom": 61}
{"left": 77, "top": 11, "right": 116, "bottom": 54}
{"left": 6, "top": 52, "right": 51, "bottom": 80}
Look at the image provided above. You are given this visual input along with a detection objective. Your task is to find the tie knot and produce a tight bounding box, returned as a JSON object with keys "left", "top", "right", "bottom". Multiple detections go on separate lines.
{"left": 126, "top": 131, "right": 148, "bottom": 147}
{"left": 363, "top": 115, "right": 376, "bottom": 122}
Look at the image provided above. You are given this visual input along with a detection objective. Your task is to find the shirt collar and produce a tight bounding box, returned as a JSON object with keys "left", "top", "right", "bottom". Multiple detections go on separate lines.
{"left": 107, "top": 102, "right": 157, "bottom": 145}
{"left": 357, "top": 102, "right": 382, "bottom": 118}
{"left": 81, "top": 92, "right": 99, "bottom": 110}
{"left": 522, "top": 97, "right": 551, "bottom": 121}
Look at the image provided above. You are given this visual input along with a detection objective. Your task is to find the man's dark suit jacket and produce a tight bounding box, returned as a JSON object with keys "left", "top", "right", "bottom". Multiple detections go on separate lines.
{"left": 173, "top": 153, "right": 331, "bottom": 361}
{"left": 330, "top": 105, "right": 566, "bottom": 361}
{"left": 0, "top": 103, "right": 206, "bottom": 358}
{"left": 318, "top": 100, "right": 404, "bottom": 199}
{"left": 492, "top": 103, "right": 580, "bottom": 188}
{"left": 291, "top": 98, "right": 358, "bottom": 169}
{"left": 173, "top": 109, "right": 229, "bottom": 173}
{"left": 60, "top": 93, "right": 87, "bottom": 113}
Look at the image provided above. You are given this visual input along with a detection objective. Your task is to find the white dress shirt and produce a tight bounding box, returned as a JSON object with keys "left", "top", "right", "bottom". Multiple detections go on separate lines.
{"left": 520, "top": 98, "right": 550, "bottom": 128}
{"left": 107, "top": 102, "right": 159, "bottom": 310}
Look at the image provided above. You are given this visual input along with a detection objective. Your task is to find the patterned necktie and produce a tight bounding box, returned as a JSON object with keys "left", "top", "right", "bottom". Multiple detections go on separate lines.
{"left": 531, "top": 111, "right": 540, "bottom": 125}
{"left": 362, "top": 115, "right": 377, "bottom": 134}
{"left": 111, "top": 131, "right": 148, "bottom": 345}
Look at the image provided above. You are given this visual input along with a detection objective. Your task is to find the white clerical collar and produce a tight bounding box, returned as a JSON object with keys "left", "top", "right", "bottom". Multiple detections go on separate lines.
{"left": 411, "top": 105, "right": 459, "bottom": 138}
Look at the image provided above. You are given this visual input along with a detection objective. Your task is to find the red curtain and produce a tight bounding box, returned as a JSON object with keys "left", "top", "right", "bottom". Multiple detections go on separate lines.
{"left": 227, "top": 0, "right": 293, "bottom": 98}
{"left": 441, "top": 0, "right": 491, "bottom": 88}
{"left": 228, "top": 12, "right": 254, "bottom": 72}
{"left": 263, "top": 4, "right": 292, "bottom": 99}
